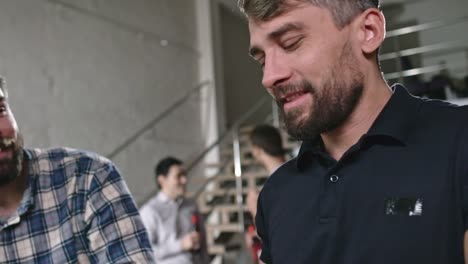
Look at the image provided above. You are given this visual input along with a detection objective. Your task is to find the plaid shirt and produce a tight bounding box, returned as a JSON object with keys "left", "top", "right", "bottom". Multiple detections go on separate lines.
{"left": 0, "top": 148, "right": 155, "bottom": 263}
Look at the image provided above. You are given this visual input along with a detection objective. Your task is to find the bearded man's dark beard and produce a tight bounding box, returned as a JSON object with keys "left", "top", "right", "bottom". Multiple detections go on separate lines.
{"left": 0, "top": 134, "right": 24, "bottom": 187}
{"left": 276, "top": 42, "right": 365, "bottom": 141}
{"left": 278, "top": 76, "right": 364, "bottom": 141}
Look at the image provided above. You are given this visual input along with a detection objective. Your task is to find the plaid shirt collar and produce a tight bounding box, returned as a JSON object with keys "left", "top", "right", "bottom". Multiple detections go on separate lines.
{"left": 18, "top": 150, "right": 35, "bottom": 216}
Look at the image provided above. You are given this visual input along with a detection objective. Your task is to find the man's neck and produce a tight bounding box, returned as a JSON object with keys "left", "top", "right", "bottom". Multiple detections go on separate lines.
{"left": 0, "top": 161, "right": 28, "bottom": 217}
{"left": 160, "top": 190, "right": 181, "bottom": 202}
{"left": 262, "top": 156, "right": 286, "bottom": 175}
{"left": 322, "top": 78, "right": 392, "bottom": 161}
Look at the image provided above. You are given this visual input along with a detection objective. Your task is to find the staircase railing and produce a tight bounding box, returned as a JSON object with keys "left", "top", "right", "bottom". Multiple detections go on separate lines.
{"left": 382, "top": 15, "right": 468, "bottom": 82}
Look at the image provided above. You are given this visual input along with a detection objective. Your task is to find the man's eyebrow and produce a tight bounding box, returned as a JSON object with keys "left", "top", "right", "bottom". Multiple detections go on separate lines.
{"left": 269, "top": 22, "right": 304, "bottom": 40}
{"left": 249, "top": 22, "right": 305, "bottom": 58}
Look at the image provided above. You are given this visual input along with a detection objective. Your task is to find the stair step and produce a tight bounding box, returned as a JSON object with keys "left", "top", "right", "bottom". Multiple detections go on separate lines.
{"left": 239, "top": 125, "right": 255, "bottom": 133}
{"left": 220, "top": 141, "right": 299, "bottom": 159}
{"left": 213, "top": 170, "right": 269, "bottom": 181}
{"left": 208, "top": 245, "right": 226, "bottom": 255}
{"left": 202, "top": 187, "right": 260, "bottom": 196}
{"left": 200, "top": 204, "right": 248, "bottom": 214}
{"left": 206, "top": 223, "right": 244, "bottom": 232}
{"left": 203, "top": 160, "right": 233, "bottom": 169}
{"left": 190, "top": 169, "right": 268, "bottom": 189}
{"left": 220, "top": 147, "right": 253, "bottom": 157}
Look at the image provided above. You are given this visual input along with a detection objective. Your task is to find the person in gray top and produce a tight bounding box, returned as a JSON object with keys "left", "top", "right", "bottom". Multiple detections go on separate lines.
{"left": 140, "top": 157, "right": 210, "bottom": 264}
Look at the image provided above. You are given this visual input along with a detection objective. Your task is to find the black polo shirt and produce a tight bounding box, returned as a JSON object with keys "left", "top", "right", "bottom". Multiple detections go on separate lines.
{"left": 256, "top": 85, "right": 468, "bottom": 264}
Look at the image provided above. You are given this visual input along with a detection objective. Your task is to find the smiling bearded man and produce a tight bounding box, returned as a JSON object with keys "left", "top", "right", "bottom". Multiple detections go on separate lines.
{"left": 240, "top": 0, "right": 468, "bottom": 263}
{"left": 0, "top": 79, "right": 155, "bottom": 263}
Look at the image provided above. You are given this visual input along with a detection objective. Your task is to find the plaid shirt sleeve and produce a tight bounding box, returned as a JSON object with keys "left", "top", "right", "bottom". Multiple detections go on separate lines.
{"left": 84, "top": 160, "right": 155, "bottom": 263}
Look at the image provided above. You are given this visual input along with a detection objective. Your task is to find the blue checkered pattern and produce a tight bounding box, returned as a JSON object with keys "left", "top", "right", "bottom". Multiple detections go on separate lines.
{"left": 0, "top": 148, "right": 155, "bottom": 263}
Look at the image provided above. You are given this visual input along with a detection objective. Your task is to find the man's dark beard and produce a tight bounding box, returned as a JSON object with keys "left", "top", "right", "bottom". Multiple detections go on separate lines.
{"left": 0, "top": 134, "right": 24, "bottom": 186}
{"left": 275, "top": 43, "right": 364, "bottom": 141}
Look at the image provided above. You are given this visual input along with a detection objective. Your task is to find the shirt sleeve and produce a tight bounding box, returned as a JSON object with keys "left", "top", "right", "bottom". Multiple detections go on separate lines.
{"left": 84, "top": 161, "right": 155, "bottom": 263}
{"left": 256, "top": 190, "right": 272, "bottom": 264}
{"left": 153, "top": 238, "right": 184, "bottom": 260}
{"left": 139, "top": 205, "right": 158, "bottom": 245}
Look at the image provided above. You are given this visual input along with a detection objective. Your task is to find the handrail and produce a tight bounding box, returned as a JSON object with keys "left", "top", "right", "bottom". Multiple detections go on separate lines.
{"left": 386, "top": 15, "right": 468, "bottom": 38}
{"left": 380, "top": 40, "right": 468, "bottom": 61}
{"left": 232, "top": 128, "right": 245, "bottom": 231}
{"left": 381, "top": 15, "right": 468, "bottom": 83}
{"left": 384, "top": 61, "right": 466, "bottom": 80}
{"left": 106, "top": 80, "right": 210, "bottom": 160}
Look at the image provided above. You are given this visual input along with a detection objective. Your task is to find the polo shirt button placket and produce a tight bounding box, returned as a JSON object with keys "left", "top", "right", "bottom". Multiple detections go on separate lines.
{"left": 319, "top": 173, "right": 340, "bottom": 223}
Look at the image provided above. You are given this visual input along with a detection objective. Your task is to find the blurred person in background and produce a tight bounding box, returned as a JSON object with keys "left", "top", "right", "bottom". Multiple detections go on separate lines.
{"left": 140, "top": 156, "right": 209, "bottom": 264}
{"left": 245, "top": 124, "right": 286, "bottom": 263}
{"left": 239, "top": 0, "right": 468, "bottom": 263}
{"left": 0, "top": 79, "right": 154, "bottom": 263}
{"left": 246, "top": 124, "right": 287, "bottom": 218}
{"left": 249, "top": 124, "right": 287, "bottom": 177}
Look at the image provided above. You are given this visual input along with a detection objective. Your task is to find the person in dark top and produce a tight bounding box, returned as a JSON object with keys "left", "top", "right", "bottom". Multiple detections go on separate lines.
{"left": 246, "top": 124, "right": 287, "bottom": 263}
{"left": 238, "top": 0, "right": 468, "bottom": 263}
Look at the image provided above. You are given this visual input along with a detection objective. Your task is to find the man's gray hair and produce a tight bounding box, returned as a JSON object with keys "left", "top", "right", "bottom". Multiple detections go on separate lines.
{"left": 238, "top": 0, "right": 380, "bottom": 28}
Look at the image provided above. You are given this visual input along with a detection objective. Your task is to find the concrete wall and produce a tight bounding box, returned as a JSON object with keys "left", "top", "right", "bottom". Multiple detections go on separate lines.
{"left": 0, "top": 0, "right": 206, "bottom": 204}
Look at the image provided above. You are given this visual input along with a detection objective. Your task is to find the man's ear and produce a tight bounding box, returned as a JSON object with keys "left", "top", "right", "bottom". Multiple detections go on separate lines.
{"left": 251, "top": 145, "right": 261, "bottom": 157}
{"left": 157, "top": 175, "right": 165, "bottom": 188}
{"left": 358, "top": 8, "right": 386, "bottom": 55}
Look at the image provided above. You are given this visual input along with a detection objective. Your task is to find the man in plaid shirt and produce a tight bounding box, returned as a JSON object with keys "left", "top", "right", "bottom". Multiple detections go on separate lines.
{"left": 0, "top": 83, "right": 155, "bottom": 263}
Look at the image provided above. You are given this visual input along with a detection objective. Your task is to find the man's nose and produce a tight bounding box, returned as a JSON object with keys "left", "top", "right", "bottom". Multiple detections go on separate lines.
{"left": 0, "top": 119, "right": 17, "bottom": 138}
{"left": 261, "top": 51, "right": 291, "bottom": 90}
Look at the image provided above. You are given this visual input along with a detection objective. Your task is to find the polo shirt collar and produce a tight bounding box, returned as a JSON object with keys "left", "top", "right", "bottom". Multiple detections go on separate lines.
{"left": 18, "top": 149, "right": 35, "bottom": 216}
{"left": 365, "top": 84, "right": 422, "bottom": 142}
{"left": 296, "top": 84, "right": 421, "bottom": 169}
